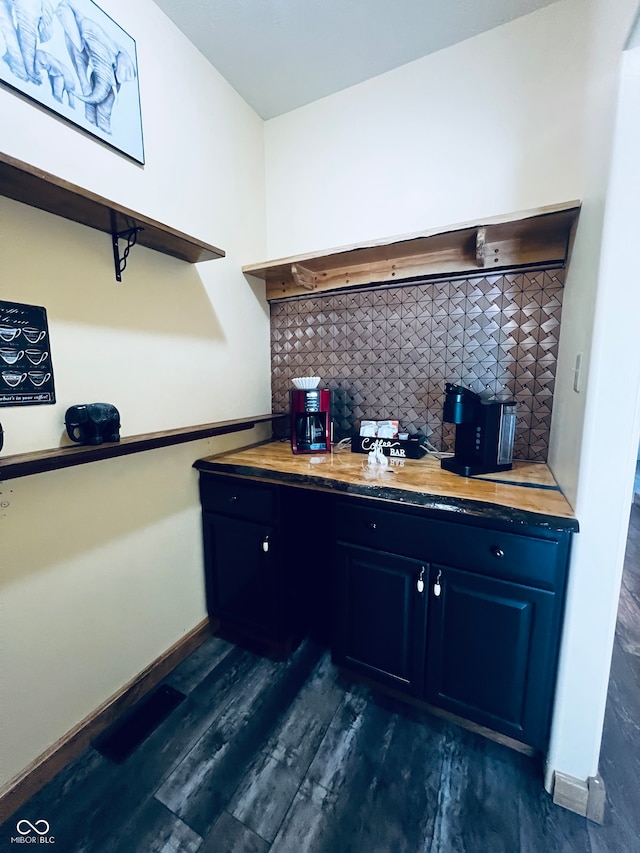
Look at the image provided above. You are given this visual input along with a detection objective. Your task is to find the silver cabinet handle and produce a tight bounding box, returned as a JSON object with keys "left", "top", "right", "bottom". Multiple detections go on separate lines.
{"left": 367, "top": 522, "right": 377, "bottom": 530}
{"left": 262, "top": 534, "right": 270, "bottom": 553}
{"left": 417, "top": 566, "right": 425, "bottom": 593}
{"left": 491, "top": 546, "right": 505, "bottom": 558}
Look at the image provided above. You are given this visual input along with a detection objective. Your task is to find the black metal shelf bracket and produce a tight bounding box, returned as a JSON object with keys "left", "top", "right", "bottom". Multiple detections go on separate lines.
{"left": 110, "top": 210, "right": 144, "bottom": 281}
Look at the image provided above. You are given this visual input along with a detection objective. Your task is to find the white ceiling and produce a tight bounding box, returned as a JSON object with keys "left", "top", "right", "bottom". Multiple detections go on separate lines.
{"left": 153, "top": 0, "right": 561, "bottom": 119}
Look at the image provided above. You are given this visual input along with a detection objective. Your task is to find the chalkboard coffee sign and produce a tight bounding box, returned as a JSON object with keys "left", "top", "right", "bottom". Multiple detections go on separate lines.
{"left": 0, "top": 301, "right": 56, "bottom": 407}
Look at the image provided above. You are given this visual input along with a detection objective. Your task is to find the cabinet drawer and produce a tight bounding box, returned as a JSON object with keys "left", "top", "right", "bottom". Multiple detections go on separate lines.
{"left": 434, "top": 524, "right": 561, "bottom": 590}
{"left": 335, "top": 500, "right": 428, "bottom": 559}
{"left": 335, "top": 500, "right": 563, "bottom": 590}
{"left": 199, "top": 474, "right": 277, "bottom": 524}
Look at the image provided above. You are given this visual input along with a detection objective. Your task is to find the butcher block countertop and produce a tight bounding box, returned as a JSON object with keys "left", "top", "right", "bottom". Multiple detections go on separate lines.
{"left": 194, "top": 441, "right": 578, "bottom": 532}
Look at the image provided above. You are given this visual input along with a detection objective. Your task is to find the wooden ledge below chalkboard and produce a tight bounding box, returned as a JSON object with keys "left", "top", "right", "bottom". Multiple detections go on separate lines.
{"left": 0, "top": 414, "right": 284, "bottom": 481}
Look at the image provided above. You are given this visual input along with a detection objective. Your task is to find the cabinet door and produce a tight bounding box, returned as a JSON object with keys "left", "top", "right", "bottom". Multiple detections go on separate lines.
{"left": 425, "top": 564, "right": 557, "bottom": 749}
{"left": 202, "top": 512, "right": 281, "bottom": 639}
{"left": 333, "top": 544, "right": 428, "bottom": 696}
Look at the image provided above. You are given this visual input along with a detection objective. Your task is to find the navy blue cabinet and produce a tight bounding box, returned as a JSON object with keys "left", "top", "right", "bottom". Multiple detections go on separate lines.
{"left": 425, "top": 565, "right": 559, "bottom": 748}
{"left": 199, "top": 473, "right": 328, "bottom": 653}
{"left": 334, "top": 544, "right": 428, "bottom": 697}
{"left": 202, "top": 511, "right": 281, "bottom": 639}
{"left": 198, "top": 472, "right": 572, "bottom": 751}
{"left": 200, "top": 474, "right": 284, "bottom": 644}
{"left": 332, "top": 499, "right": 571, "bottom": 750}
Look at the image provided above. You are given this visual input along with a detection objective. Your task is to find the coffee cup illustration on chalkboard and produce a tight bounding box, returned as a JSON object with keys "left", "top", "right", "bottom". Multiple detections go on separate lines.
{"left": 25, "top": 349, "right": 48, "bottom": 366}
{"left": 0, "top": 327, "right": 19, "bottom": 342}
{"left": 0, "top": 348, "right": 24, "bottom": 365}
{"left": 22, "top": 328, "right": 46, "bottom": 344}
{"left": 2, "top": 370, "right": 27, "bottom": 388}
{"left": 28, "top": 371, "right": 51, "bottom": 387}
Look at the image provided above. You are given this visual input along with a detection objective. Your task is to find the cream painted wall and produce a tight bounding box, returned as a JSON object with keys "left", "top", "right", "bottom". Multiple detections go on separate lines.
{"left": 262, "top": 0, "right": 588, "bottom": 261}
{"left": 2, "top": 0, "right": 637, "bottom": 804}
{"left": 0, "top": 0, "right": 270, "bottom": 789}
{"left": 546, "top": 22, "right": 640, "bottom": 788}
{"left": 261, "top": 0, "right": 640, "bottom": 793}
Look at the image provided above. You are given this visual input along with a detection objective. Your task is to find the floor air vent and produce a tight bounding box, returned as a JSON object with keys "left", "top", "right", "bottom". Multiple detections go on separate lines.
{"left": 94, "top": 684, "right": 186, "bottom": 763}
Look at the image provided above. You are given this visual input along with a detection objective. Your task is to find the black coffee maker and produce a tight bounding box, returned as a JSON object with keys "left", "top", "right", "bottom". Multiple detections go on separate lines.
{"left": 440, "top": 383, "right": 516, "bottom": 477}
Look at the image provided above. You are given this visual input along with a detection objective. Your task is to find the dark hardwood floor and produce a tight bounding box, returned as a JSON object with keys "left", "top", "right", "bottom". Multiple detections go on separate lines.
{"left": 3, "top": 506, "right": 639, "bottom": 852}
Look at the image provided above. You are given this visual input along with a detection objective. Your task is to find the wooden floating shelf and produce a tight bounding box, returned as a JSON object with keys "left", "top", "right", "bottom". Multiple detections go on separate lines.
{"left": 0, "top": 151, "right": 225, "bottom": 267}
{"left": 243, "top": 201, "right": 580, "bottom": 301}
{"left": 0, "top": 414, "right": 284, "bottom": 481}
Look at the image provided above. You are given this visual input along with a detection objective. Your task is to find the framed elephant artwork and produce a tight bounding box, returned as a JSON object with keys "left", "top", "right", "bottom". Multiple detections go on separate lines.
{"left": 0, "top": 0, "right": 144, "bottom": 164}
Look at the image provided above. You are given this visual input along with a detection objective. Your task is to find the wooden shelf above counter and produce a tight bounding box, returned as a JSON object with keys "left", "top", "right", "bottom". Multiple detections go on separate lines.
{"left": 0, "top": 414, "right": 284, "bottom": 481}
{"left": 0, "top": 152, "right": 225, "bottom": 271}
{"left": 243, "top": 201, "right": 580, "bottom": 301}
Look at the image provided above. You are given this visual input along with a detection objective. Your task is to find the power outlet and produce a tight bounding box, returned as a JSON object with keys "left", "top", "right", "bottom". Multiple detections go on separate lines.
{"left": 573, "top": 353, "right": 583, "bottom": 393}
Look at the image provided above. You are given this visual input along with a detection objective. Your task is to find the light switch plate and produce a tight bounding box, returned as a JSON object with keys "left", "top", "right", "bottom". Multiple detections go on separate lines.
{"left": 573, "top": 353, "right": 583, "bottom": 393}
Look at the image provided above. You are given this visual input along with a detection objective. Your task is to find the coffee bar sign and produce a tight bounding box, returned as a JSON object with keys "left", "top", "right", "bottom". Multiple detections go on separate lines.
{"left": 0, "top": 301, "right": 56, "bottom": 406}
{"left": 351, "top": 436, "right": 428, "bottom": 459}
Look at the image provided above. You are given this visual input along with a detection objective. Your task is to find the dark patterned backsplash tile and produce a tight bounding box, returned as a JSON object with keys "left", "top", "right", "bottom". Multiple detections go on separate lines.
{"left": 270, "top": 268, "right": 565, "bottom": 461}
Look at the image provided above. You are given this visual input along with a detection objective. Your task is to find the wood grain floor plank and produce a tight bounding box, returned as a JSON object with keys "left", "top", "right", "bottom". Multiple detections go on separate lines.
{"left": 428, "top": 728, "right": 536, "bottom": 853}
{"left": 201, "top": 811, "right": 269, "bottom": 853}
{"left": 0, "top": 748, "right": 122, "bottom": 852}
{"left": 97, "top": 797, "right": 203, "bottom": 853}
{"left": 588, "top": 644, "right": 640, "bottom": 853}
{"left": 163, "top": 635, "right": 235, "bottom": 695}
{"left": 260, "top": 651, "right": 346, "bottom": 773}
{"left": 418, "top": 719, "right": 597, "bottom": 853}
{"left": 517, "top": 790, "right": 595, "bottom": 853}
{"left": 228, "top": 651, "right": 344, "bottom": 842}
{"left": 228, "top": 752, "right": 304, "bottom": 844}
{"left": 269, "top": 686, "right": 451, "bottom": 853}
{"left": 155, "top": 641, "right": 323, "bottom": 838}
{"left": 615, "top": 505, "right": 640, "bottom": 655}
{"left": 154, "top": 655, "right": 292, "bottom": 817}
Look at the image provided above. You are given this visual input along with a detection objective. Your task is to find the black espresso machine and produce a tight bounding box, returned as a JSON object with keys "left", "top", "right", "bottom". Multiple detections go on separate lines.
{"left": 290, "top": 388, "right": 331, "bottom": 454}
{"left": 440, "top": 383, "right": 516, "bottom": 477}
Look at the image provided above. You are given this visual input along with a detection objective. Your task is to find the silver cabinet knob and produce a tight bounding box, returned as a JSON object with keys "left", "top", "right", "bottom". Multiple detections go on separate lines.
{"left": 491, "top": 546, "right": 505, "bottom": 558}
